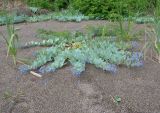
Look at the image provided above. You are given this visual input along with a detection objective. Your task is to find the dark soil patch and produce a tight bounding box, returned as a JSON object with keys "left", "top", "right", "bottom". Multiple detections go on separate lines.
{"left": 0, "top": 20, "right": 160, "bottom": 113}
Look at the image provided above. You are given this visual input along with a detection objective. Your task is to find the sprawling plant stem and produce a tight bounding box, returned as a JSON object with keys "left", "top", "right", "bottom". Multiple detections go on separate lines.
{"left": 19, "top": 31, "right": 143, "bottom": 76}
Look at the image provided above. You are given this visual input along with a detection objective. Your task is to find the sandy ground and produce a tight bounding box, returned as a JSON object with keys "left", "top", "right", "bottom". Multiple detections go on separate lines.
{"left": 0, "top": 20, "right": 160, "bottom": 113}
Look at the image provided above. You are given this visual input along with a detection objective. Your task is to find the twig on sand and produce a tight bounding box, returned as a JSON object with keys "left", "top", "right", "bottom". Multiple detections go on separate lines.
{"left": 17, "top": 60, "right": 43, "bottom": 78}
{"left": 110, "top": 95, "right": 116, "bottom": 103}
{"left": 30, "top": 71, "right": 42, "bottom": 78}
{"left": 16, "top": 60, "right": 26, "bottom": 65}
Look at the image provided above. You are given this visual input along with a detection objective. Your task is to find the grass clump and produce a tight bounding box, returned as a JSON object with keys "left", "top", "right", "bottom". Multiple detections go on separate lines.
{"left": 0, "top": 15, "right": 19, "bottom": 65}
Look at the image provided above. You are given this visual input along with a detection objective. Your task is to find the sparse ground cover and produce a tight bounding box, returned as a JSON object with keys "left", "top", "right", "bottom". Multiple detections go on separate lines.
{"left": 0, "top": 20, "right": 160, "bottom": 113}
{"left": 0, "top": 0, "right": 160, "bottom": 113}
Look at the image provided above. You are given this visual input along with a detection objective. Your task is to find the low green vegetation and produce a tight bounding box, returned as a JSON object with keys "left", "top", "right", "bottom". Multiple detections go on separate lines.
{"left": 37, "top": 29, "right": 71, "bottom": 39}
{"left": 0, "top": 0, "right": 159, "bottom": 25}
{"left": 86, "top": 23, "right": 142, "bottom": 41}
{"left": 27, "top": 9, "right": 89, "bottom": 22}
{"left": 18, "top": 28, "right": 143, "bottom": 76}
{"left": 1, "top": 0, "right": 160, "bottom": 77}
{"left": 0, "top": 9, "right": 90, "bottom": 25}
{"left": 132, "top": 17, "right": 155, "bottom": 24}
{"left": 0, "top": 15, "right": 26, "bottom": 26}
{"left": 0, "top": 0, "right": 159, "bottom": 26}
{"left": 3, "top": 90, "right": 12, "bottom": 100}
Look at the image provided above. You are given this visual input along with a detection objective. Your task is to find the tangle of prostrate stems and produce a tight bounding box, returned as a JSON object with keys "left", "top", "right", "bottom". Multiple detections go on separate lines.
{"left": 18, "top": 30, "right": 144, "bottom": 77}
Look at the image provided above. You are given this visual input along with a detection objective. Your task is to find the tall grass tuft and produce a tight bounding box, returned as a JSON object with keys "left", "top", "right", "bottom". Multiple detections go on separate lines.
{"left": 142, "top": 0, "right": 160, "bottom": 57}
{"left": 153, "top": 0, "right": 160, "bottom": 54}
{"left": 0, "top": 14, "right": 19, "bottom": 65}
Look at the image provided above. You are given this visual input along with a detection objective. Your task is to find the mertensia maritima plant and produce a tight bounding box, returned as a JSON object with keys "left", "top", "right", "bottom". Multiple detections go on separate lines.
{"left": 19, "top": 30, "right": 143, "bottom": 77}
